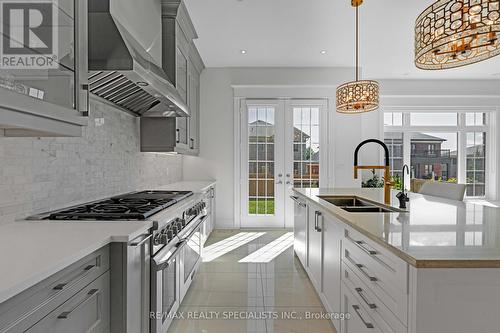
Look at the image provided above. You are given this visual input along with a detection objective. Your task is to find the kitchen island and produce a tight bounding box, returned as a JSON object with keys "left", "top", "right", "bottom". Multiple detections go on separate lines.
{"left": 292, "top": 187, "right": 500, "bottom": 333}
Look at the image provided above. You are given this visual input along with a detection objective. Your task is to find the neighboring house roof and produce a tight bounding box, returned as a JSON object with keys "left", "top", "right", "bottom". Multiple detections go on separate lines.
{"left": 384, "top": 132, "right": 447, "bottom": 142}
{"left": 249, "top": 120, "right": 310, "bottom": 142}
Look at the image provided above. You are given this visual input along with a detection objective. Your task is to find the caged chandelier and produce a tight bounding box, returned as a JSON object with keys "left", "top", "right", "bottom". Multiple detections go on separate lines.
{"left": 336, "top": 0, "right": 379, "bottom": 114}
{"left": 415, "top": 0, "right": 500, "bottom": 70}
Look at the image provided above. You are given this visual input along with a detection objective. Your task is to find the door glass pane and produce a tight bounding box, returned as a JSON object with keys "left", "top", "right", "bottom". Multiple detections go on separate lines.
{"left": 248, "top": 107, "right": 275, "bottom": 215}
{"left": 293, "top": 107, "right": 320, "bottom": 188}
{"left": 0, "top": 0, "right": 75, "bottom": 109}
{"left": 466, "top": 132, "right": 486, "bottom": 197}
{"left": 410, "top": 132, "right": 458, "bottom": 183}
{"left": 162, "top": 258, "right": 176, "bottom": 322}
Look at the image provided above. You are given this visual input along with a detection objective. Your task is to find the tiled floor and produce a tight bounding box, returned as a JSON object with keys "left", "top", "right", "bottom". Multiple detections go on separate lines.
{"left": 168, "top": 230, "right": 337, "bottom": 333}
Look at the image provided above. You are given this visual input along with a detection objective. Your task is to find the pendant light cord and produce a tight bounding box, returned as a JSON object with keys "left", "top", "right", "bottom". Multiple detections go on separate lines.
{"left": 355, "top": 4, "right": 359, "bottom": 82}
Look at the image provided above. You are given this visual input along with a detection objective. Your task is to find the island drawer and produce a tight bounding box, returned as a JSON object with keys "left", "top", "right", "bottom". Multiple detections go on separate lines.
{"left": 0, "top": 246, "right": 109, "bottom": 332}
{"left": 343, "top": 227, "right": 408, "bottom": 292}
{"left": 341, "top": 280, "right": 406, "bottom": 333}
{"left": 342, "top": 256, "right": 408, "bottom": 327}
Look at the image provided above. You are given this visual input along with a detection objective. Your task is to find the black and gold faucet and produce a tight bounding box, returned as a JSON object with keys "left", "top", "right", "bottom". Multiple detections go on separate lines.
{"left": 396, "top": 164, "right": 410, "bottom": 209}
{"left": 354, "top": 139, "right": 393, "bottom": 205}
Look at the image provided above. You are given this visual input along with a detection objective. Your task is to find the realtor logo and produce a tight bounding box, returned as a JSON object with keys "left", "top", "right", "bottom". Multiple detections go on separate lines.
{"left": 0, "top": 0, "right": 58, "bottom": 69}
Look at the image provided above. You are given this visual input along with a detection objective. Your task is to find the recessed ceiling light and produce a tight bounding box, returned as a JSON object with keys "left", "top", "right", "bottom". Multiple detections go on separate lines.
{"left": 320, "top": 50, "right": 327, "bottom": 55}
{"left": 136, "top": 81, "right": 148, "bottom": 87}
{"left": 240, "top": 50, "right": 247, "bottom": 54}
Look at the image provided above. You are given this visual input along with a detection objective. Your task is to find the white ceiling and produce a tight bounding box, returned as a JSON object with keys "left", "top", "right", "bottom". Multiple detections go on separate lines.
{"left": 184, "top": 0, "right": 500, "bottom": 79}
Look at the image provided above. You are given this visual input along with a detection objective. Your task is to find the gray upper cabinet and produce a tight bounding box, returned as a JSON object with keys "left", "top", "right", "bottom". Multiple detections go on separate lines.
{"left": 141, "top": 0, "right": 204, "bottom": 155}
{"left": 0, "top": 0, "right": 88, "bottom": 137}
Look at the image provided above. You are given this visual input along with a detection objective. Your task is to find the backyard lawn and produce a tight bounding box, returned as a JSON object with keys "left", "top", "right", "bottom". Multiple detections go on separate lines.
{"left": 249, "top": 199, "right": 275, "bottom": 215}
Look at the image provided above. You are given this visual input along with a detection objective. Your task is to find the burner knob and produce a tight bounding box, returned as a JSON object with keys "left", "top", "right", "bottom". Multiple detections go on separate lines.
{"left": 166, "top": 229, "right": 173, "bottom": 239}
{"left": 176, "top": 221, "right": 183, "bottom": 230}
{"left": 160, "top": 234, "right": 169, "bottom": 244}
{"left": 153, "top": 234, "right": 162, "bottom": 245}
{"left": 171, "top": 225, "right": 178, "bottom": 234}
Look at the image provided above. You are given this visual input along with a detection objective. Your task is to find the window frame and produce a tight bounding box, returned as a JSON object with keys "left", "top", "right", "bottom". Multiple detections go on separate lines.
{"left": 383, "top": 110, "right": 492, "bottom": 198}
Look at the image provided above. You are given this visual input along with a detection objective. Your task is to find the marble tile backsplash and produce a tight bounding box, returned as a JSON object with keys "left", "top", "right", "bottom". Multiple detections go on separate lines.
{"left": 0, "top": 98, "right": 183, "bottom": 225}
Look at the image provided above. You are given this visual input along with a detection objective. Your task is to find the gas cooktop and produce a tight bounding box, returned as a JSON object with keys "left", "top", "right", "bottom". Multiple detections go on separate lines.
{"left": 45, "top": 191, "right": 193, "bottom": 221}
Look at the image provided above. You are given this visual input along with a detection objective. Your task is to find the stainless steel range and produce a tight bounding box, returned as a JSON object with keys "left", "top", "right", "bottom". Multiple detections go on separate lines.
{"left": 28, "top": 190, "right": 207, "bottom": 333}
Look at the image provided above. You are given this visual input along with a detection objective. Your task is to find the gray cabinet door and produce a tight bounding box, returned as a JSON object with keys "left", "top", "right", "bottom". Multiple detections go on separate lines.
{"left": 26, "top": 271, "right": 110, "bottom": 333}
{"left": 188, "top": 60, "right": 200, "bottom": 154}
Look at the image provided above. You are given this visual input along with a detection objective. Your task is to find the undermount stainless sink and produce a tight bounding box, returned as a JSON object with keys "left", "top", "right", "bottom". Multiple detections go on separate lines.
{"left": 317, "top": 195, "right": 401, "bottom": 213}
{"left": 341, "top": 206, "right": 395, "bottom": 213}
{"left": 318, "top": 196, "right": 373, "bottom": 207}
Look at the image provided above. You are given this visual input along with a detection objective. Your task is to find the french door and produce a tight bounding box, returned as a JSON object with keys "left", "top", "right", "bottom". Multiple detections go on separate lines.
{"left": 240, "top": 99, "right": 327, "bottom": 228}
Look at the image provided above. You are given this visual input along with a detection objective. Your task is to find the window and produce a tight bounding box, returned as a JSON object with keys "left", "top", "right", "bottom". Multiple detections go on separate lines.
{"left": 466, "top": 132, "right": 486, "bottom": 197}
{"left": 384, "top": 111, "right": 491, "bottom": 197}
{"left": 384, "top": 112, "right": 403, "bottom": 126}
{"left": 410, "top": 113, "right": 458, "bottom": 126}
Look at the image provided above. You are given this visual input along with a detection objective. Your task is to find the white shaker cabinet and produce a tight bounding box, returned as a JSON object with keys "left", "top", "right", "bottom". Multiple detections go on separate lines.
{"left": 291, "top": 195, "right": 308, "bottom": 267}
{"left": 322, "top": 213, "right": 343, "bottom": 329}
{"left": 307, "top": 206, "right": 323, "bottom": 292}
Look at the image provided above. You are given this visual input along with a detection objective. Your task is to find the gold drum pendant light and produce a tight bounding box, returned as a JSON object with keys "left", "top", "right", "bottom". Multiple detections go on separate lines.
{"left": 415, "top": 0, "right": 500, "bottom": 70}
{"left": 336, "top": 0, "right": 379, "bottom": 114}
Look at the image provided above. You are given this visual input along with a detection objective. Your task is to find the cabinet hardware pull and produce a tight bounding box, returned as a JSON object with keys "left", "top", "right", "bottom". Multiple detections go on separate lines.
{"left": 129, "top": 234, "right": 152, "bottom": 247}
{"left": 190, "top": 138, "right": 194, "bottom": 149}
{"left": 352, "top": 305, "right": 375, "bottom": 329}
{"left": 346, "top": 253, "right": 378, "bottom": 282}
{"left": 355, "top": 287, "right": 377, "bottom": 309}
{"left": 52, "top": 264, "right": 97, "bottom": 291}
{"left": 58, "top": 289, "right": 99, "bottom": 319}
{"left": 290, "top": 196, "right": 307, "bottom": 208}
{"left": 176, "top": 129, "right": 180, "bottom": 143}
{"left": 315, "top": 211, "right": 322, "bottom": 232}
{"left": 346, "top": 235, "right": 377, "bottom": 255}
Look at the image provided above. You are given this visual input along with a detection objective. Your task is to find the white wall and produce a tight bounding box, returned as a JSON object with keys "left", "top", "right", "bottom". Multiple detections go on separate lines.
{"left": 0, "top": 98, "right": 183, "bottom": 225}
{"left": 183, "top": 67, "right": 382, "bottom": 229}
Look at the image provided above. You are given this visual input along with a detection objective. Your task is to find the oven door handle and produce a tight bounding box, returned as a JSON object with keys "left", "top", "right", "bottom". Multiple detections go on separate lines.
{"left": 152, "top": 240, "right": 186, "bottom": 272}
{"left": 179, "top": 215, "right": 207, "bottom": 242}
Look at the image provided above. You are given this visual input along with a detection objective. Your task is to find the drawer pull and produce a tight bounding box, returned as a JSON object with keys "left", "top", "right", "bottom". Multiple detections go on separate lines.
{"left": 355, "top": 287, "right": 377, "bottom": 309}
{"left": 356, "top": 263, "right": 378, "bottom": 282}
{"left": 52, "top": 264, "right": 97, "bottom": 291}
{"left": 57, "top": 289, "right": 99, "bottom": 319}
{"left": 290, "top": 196, "right": 307, "bottom": 208}
{"left": 346, "top": 252, "right": 378, "bottom": 282}
{"left": 352, "top": 305, "right": 374, "bottom": 329}
{"left": 346, "top": 235, "right": 377, "bottom": 255}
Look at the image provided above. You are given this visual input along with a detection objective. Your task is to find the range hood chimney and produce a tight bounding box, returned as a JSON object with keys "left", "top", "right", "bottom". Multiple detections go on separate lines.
{"left": 88, "top": 0, "right": 188, "bottom": 117}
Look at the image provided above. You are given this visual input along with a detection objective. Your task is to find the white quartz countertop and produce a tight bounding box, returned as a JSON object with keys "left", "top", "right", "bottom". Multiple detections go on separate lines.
{"left": 293, "top": 187, "right": 500, "bottom": 268}
{"left": 0, "top": 179, "right": 216, "bottom": 304}
{"left": 156, "top": 180, "right": 216, "bottom": 193}
{"left": 0, "top": 220, "right": 152, "bottom": 304}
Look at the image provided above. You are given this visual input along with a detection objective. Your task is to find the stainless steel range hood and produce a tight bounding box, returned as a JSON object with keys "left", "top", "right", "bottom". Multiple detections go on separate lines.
{"left": 88, "top": 0, "right": 188, "bottom": 117}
